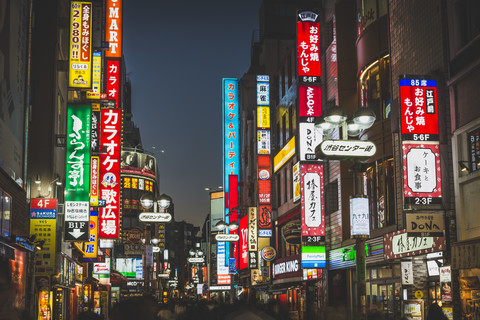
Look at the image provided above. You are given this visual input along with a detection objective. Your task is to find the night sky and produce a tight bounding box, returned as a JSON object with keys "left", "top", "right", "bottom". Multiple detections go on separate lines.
{"left": 123, "top": 0, "right": 262, "bottom": 227}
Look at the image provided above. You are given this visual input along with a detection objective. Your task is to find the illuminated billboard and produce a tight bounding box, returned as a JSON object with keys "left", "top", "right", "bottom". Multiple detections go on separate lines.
{"left": 299, "top": 85, "right": 322, "bottom": 118}
{"left": 403, "top": 142, "right": 442, "bottom": 205}
{"left": 400, "top": 78, "right": 438, "bottom": 141}
{"left": 223, "top": 78, "right": 239, "bottom": 194}
{"left": 301, "top": 163, "right": 325, "bottom": 237}
{"left": 257, "top": 106, "right": 271, "bottom": 129}
{"left": 105, "top": 0, "right": 122, "bottom": 58}
{"left": 256, "top": 76, "right": 270, "bottom": 106}
{"left": 297, "top": 10, "right": 321, "bottom": 84}
{"left": 120, "top": 151, "right": 157, "bottom": 180}
{"left": 106, "top": 59, "right": 121, "bottom": 107}
{"left": 69, "top": 1, "right": 92, "bottom": 88}
{"left": 86, "top": 51, "right": 102, "bottom": 99}
{"left": 239, "top": 215, "right": 248, "bottom": 270}
{"left": 274, "top": 137, "right": 295, "bottom": 172}
{"left": 99, "top": 108, "right": 121, "bottom": 238}
{"left": 30, "top": 199, "right": 57, "bottom": 276}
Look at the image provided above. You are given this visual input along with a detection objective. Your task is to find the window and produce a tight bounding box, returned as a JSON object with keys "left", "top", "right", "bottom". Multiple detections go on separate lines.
{"left": 453, "top": 0, "right": 480, "bottom": 50}
{"left": 365, "top": 158, "right": 395, "bottom": 229}
{"left": 325, "top": 180, "right": 339, "bottom": 214}
{"left": 359, "top": 56, "right": 391, "bottom": 119}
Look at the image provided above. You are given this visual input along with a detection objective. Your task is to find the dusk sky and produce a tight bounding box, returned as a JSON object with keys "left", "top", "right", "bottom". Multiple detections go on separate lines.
{"left": 123, "top": 0, "right": 262, "bottom": 227}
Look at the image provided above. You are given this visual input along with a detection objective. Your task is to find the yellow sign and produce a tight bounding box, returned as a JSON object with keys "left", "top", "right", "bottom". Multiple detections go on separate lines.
{"left": 257, "top": 106, "right": 270, "bottom": 129}
{"left": 274, "top": 137, "right": 295, "bottom": 172}
{"left": 415, "top": 290, "right": 423, "bottom": 299}
{"left": 75, "top": 211, "right": 98, "bottom": 259}
{"left": 69, "top": 2, "right": 92, "bottom": 88}
{"left": 30, "top": 199, "right": 57, "bottom": 277}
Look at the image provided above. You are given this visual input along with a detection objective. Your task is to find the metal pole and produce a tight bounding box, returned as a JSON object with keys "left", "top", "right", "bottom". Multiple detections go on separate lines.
{"left": 144, "top": 224, "right": 150, "bottom": 295}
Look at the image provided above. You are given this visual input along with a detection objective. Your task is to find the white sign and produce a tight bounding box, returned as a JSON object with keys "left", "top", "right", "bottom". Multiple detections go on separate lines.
{"left": 392, "top": 233, "right": 434, "bottom": 255}
{"left": 197, "top": 283, "right": 203, "bottom": 295}
{"left": 99, "top": 239, "right": 114, "bottom": 248}
{"left": 440, "top": 266, "right": 451, "bottom": 282}
{"left": 350, "top": 197, "right": 370, "bottom": 236}
{"left": 139, "top": 212, "right": 172, "bottom": 223}
{"left": 318, "top": 140, "right": 376, "bottom": 158}
{"left": 188, "top": 257, "right": 205, "bottom": 263}
{"left": 401, "top": 261, "right": 414, "bottom": 285}
{"left": 259, "top": 229, "right": 272, "bottom": 237}
{"left": 299, "top": 122, "right": 322, "bottom": 161}
{"left": 304, "top": 172, "right": 321, "bottom": 228}
{"left": 406, "top": 147, "right": 437, "bottom": 193}
{"left": 215, "top": 234, "right": 239, "bottom": 242}
{"left": 293, "top": 162, "right": 301, "bottom": 202}
{"left": 93, "top": 262, "right": 110, "bottom": 274}
{"left": 152, "top": 246, "right": 161, "bottom": 253}
{"left": 210, "top": 285, "right": 231, "bottom": 291}
{"left": 248, "top": 207, "right": 257, "bottom": 251}
{"left": 65, "top": 201, "right": 89, "bottom": 221}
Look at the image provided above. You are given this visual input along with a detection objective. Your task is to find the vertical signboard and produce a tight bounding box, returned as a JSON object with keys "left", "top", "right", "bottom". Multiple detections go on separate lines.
{"left": 65, "top": 104, "right": 91, "bottom": 241}
{"left": 350, "top": 197, "right": 370, "bottom": 237}
{"left": 30, "top": 199, "right": 57, "bottom": 276}
{"left": 217, "top": 241, "right": 230, "bottom": 285}
{"left": 301, "top": 163, "right": 325, "bottom": 237}
{"left": 90, "top": 103, "right": 100, "bottom": 153}
{"left": 297, "top": 11, "right": 321, "bottom": 84}
{"left": 90, "top": 156, "right": 99, "bottom": 206}
{"left": 293, "top": 162, "right": 301, "bottom": 202}
{"left": 299, "top": 85, "right": 322, "bottom": 118}
{"left": 105, "top": 0, "right": 122, "bottom": 58}
{"left": 223, "top": 78, "right": 239, "bottom": 195}
{"left": 106, "top": 59, "right": 121, "bottom": 108}
{"left": 77, "top": 211, "right": 99, "bottom": 259}
{"left": 402, "top": 142, "right": 442, "bottom": 205}
{"left": 69, "top": 1, "right": 92, "bottom": 88}
{"left": 86, "top": 51, "right": 102, "bottom": 99}
{"left": 248, "top": 207, "right": 258, "bottom": 252}
{"left": 99, "top": 108, "right": 121, "bottom": 238}
{"left": 239, "top": 215, "right": 248, "bottom": 270}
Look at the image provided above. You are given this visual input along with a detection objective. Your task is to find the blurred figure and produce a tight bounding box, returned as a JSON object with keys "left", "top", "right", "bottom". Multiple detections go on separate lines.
{"left": 426, "top": 303, "right": 448, "bottom": 320}
{"left": 110, "top": 296, "right": 157, "bottom": 320}
{"left": 0, "top": 258, "right": 22, "bottom": 320}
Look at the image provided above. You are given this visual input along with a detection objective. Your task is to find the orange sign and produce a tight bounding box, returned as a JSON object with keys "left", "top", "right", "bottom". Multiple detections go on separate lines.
{"left": 105, "top": 0, "right": 122, "bottom": 58}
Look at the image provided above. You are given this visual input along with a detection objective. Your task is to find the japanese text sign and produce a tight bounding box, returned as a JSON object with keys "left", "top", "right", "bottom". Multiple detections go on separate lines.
{"left": 86, "top": 51, "right": 102, "bottom": 99}
{"left": 69, "top": 2, "right": 92, "bottom": 88}
{"left": 91, "top": 103, "right": 100, "bottom": 153}
{"left": 384, "top": 229, "right": 445, "bottom": 260}
{"left": 75, "top": 211, "right": 98, "bottom": 259}
{"left": 90, "top": 156, "right": 99, "bottom": 206}
{"left": 299, "top": 85, "right": 321, "bottom": 118}
{"left": 239, "top": 215, "right": 248, "bottom": 270}
{"left": 248, "top": 207, "right": 258, "bottom": 251}
{"left": 401, "top": 261, "right": 414, "bottom": 285}
{"left": 66, "top": 104, "right": 91, "bottom": 202}
{"left": 257, "top": 78, "right": 270, "bottom": 106}
{"left": 257, "top": 106, "right": 270, "bottom": 129}
{"left": 403, "top": 142, "right": 442, "bottom": 205}
{"left": 301, "top": 163, "right": 325, "bottom": 237}
{"left": 297, "top": 11, "right": 321, "bottom": 84}
{"left": 99, "top": 108, "right": 121, "bottom": 238}
{"left": 30, "top": 199, "right": 57, "bottom": 276}
{"left": 317, "top": 140, "right": 376, "bottom": 159}
{"left": 257, "top": 130, "right": 271, "bottom": 154}
{"left": 223, "top": 78, "right": 239, "bottom": 194}
{"left": 300, "top": 122, "right": 323, "bottom": 161}
{"left": 106, "top": 59, "right": 121, "bottom": 107}
{"left": 293, "top": 162, "right": 301, "bottom": 202}
{"left": 400, "top": 78, "right": 438, "bottom": 141}
{"left": 105, "top": 0, "right": 122, "bottom": 58}
{"left": 350, "top": 197, "right": 370, "bottom": 237}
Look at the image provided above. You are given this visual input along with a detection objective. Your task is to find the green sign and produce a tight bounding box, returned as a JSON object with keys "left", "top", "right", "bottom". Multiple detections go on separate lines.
{"left": 66, "top": 104, "right": 91, "bottom": 201}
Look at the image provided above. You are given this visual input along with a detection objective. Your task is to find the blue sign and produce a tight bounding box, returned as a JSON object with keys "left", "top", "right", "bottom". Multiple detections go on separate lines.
{"left": 259, "top": 229, "right": 272, "bottom": 237}
{"left": 228, "top": 258, "right": 237, "bottom": 274}
{"left": 30, "top": 209, "right": 56, "bottom": 219}
{"left": 98, "top": 199, "right": 106, "bottom": 207}
{"left": 223, "top": 78, "right": 239, "bottom": 195}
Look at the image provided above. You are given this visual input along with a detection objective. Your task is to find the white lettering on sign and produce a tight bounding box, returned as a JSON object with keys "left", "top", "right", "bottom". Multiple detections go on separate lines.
{"left": 273, "top": 259, "right": 299, "bottom": 278}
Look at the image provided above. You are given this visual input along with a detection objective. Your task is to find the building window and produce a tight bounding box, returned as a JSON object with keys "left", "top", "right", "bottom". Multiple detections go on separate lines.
{"left": 452, "top": 0, "right": 480, "bottom": 51}
{"left": 325, "top": 180, "right": 339, "bottom": 215}
{"left": 359, "top": 56, "right": 391, "bottom": 119}
{"left": 365, "top": 158, "right": 395, "bottom": 229}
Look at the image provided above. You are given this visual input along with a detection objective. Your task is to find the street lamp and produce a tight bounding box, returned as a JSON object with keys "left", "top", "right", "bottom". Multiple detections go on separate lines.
{"left": 158, "top": 193, "right": 172, "bottom": 210}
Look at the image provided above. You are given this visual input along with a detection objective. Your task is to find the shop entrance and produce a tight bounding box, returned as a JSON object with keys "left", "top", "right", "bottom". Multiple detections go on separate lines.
{"left": 368, "top": 282, "right": 401, "bottom": 319}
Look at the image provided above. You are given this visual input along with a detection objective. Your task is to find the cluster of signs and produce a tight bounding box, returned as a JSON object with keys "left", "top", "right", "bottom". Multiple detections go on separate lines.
{"left": 30, "top": 0, "right": 128, "bottom": 276}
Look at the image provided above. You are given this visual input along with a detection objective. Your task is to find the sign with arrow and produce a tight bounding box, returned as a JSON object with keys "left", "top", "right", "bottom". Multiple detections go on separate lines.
{"left": 65, "top": 201, "right": 90, "bottom": 241}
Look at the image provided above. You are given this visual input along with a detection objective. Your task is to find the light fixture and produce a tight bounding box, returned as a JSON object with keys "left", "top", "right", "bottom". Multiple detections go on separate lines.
{"left": 353, "top": 106, "right": 376, "bottom": 129}
{"left": 228, "top": 221, "right": 239, "bottom": 231}
{"left": 324, "top": 105, "right": 347, "bottom": 125}
{"left": 158, "top": 193, "right": 172, "bottom": 209}
{"left": 140, "top": 193, "right": 154, "bottom": 210}
{"left": 151, "top": 238, "right": 159, "bottom": 245}
{"left": 347, "top": 119, "right": 361, "bottom": 137}
{"left": 35, "top": 240, "right": 45, "bottom": 251}
{"left": 314, "top": 115, "right": 335, "bottom": 132}
{"left": 459, "top": 161, "right": 470, "bottom": 173}
{"left": 189, "top": 249, "right": 196, "bottom": 256}
{"left": 196, "top": 250, "right": 204, "bottom": 257}
{"left": 35, "top": 175, "right": 41, "bottom": 184}
{"left": 215, "top": 220, "right": 228, "bottom": 230}
{"left": 55, "top": 174, "right": 63, "bottom": 186}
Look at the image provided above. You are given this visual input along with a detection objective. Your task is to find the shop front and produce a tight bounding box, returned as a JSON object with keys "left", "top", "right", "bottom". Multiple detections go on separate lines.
{"left": 452, "top": 239, "right": 480, "bottom": 320}
{"left": 271, "top": 254, "right": 303, "bottom": 319}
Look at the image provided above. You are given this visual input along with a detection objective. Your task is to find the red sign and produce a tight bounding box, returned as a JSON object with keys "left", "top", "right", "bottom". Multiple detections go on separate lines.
{"left": 106, "top": 59, "right": 121, "bottom": 108}
{"left": 301, "top": 163, "right": 324, "bottom": 236}
{"left": 402, "top": 142, "right": 442, "bottom": 205}
{"left": 299, "top": 85, "right": 322, "bottom": 118}
{"left": 297, "top": 18, "right": 321, "bottom": 80}
{"left": 239, "top": 215, "right": 248, "bottom": 270}
{"left": 31, "top": 198, "right": 57, "bottom": 210}
{"left": 400, "top": 79, "right": 438, "bottom": 141}
{"left": 258, "top": 205, "right": 272, "bottom": 229}
{"left": 99, "top": 109, "right": 121, "bottom": 238}
{"left": 105, "top": 0, "right": 122, "bottom": 58}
